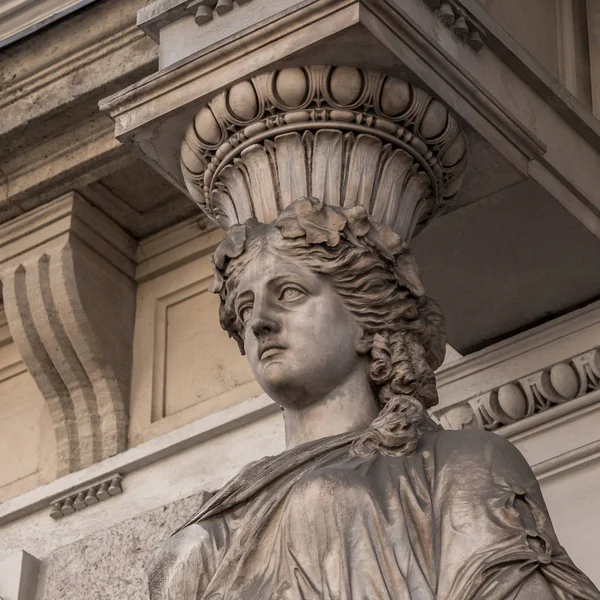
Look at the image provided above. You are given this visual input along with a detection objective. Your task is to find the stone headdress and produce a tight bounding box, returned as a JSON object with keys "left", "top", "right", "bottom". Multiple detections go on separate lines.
{"left": 180, "top": 65, "right": 467, "bottom": 243}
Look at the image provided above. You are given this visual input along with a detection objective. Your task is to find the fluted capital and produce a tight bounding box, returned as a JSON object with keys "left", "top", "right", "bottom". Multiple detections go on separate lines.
{"left": 181, "top": 65, "right": 467, "bottom": 240}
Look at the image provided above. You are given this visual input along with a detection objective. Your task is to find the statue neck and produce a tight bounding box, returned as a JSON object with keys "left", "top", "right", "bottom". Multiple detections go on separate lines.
{"left": 283, "top": 367, "right": 380, "bottom": 449}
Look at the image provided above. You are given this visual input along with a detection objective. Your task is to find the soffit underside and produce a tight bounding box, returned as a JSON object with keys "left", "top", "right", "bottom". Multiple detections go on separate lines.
{"left": 412, "top": 177, "right": 600, "bottom": 354}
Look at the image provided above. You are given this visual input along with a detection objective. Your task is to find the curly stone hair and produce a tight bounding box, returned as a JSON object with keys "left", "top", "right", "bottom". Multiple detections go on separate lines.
{"left": 211, "top": 197, "right": 446, "bottom": 456}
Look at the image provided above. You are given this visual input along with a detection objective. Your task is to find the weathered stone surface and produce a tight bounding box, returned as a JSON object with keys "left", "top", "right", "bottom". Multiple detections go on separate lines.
{"left": 35, "top": 489, "right": 211, "bottom": 600}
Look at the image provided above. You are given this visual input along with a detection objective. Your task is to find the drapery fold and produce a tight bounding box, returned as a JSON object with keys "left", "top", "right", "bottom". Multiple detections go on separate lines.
{"left": 150, "top": 430, "right": 599, "bottom": 600}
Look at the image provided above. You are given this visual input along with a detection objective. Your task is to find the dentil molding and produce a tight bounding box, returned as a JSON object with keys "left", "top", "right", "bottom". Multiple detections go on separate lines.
{"left": 0, "top": 193, "right": 136, "bottom": 477}
{"left": 49, "top": 473, "right": 123, "bottom": 520}
{"left": 421, "top": 0, "right": 484, "bottom": 51}
{"left": 138, "top": 0, "right": 253, "bottom": 43}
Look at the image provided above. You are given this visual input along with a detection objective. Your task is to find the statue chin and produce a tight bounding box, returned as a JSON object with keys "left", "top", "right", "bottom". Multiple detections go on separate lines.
{"left": 254, "top": 360, "right": 306, "bottom": 407}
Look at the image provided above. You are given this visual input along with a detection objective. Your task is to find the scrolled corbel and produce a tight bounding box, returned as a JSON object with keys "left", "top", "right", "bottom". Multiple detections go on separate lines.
{"left": 0, "top": 193, "right": 136, "bottom": 477}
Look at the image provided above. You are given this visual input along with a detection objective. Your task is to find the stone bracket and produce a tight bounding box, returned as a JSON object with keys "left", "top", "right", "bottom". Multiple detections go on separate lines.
{"left": 0, "top": 192, "right": 137, "bottom": 477}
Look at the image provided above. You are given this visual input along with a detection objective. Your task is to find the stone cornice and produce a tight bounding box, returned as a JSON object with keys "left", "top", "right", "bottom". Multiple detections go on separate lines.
{"left": 0, "top": 0, "right": 161, "bottom": 229}
{"left": 436, "top": 300, "right": 600, "bottom": 398}
{"left": 0, "top": 0, "right": 157, "bottom": 146}
{"left": 0, "top": 0, "right": 99, "bottom": 49}
{"left": 0, "top": 115, "right": 128, "bottom": 226}
{"left": 100, "top": 0, "right": 357, "bottom": 128}
{"left": 100, "top": 0, "right": 545, "bottom": 193}
{"left": 434, "top": 301, "right": 600, "bottom": 431}
{"left": 437, "top": 346, "right": 600, "bottom": 432}
{"left": 0, "top": 24, "right": 147, "bottom": 116}
{"left": 101, "top": 0, "right": 600, "bottom": 241}
{"left": 451, "top": 0, "right": 600, "bottom": 151}
{"left": 101, "top": 0, "right": 544, "bottom": 171}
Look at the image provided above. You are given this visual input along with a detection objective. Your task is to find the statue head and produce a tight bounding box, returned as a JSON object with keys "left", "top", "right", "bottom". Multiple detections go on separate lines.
{"left": 211, "top": 197, "right": 446, "bottom": 455}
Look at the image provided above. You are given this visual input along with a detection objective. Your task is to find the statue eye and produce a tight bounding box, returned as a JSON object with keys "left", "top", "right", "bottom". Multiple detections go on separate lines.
{"left": 238, "top": 304, "right": 253, "bottom": 323}
{"left": 279, "top": 286, "right": 305, "bottom": 303}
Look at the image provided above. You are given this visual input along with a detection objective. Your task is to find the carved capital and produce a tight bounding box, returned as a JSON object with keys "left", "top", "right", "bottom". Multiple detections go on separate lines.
{"left": 0, "top": 193, "right": 136, "bottom": 476}
{"left": 181, "top": 66, "right": 468, "bottom": 240}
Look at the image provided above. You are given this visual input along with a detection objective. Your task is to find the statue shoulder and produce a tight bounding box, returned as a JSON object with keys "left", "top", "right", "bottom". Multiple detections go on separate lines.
{"left": 147, "top": 523, "right": 214, "bottom": 600}
{"left": 423, "top": 428, "right": 537, "bottom": 485}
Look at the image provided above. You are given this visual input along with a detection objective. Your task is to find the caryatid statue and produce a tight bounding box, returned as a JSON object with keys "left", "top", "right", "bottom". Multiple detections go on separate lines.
{"left": 148, "top": 67, "right": 600, "bottom": 599}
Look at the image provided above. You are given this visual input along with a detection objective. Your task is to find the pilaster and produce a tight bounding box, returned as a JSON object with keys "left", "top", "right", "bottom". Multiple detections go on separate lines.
{"left": 0, "top": 193, "right": 136, "bottom": 476}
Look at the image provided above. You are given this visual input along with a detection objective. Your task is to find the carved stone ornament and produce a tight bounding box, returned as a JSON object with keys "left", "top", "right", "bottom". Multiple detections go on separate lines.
{"left": 439, "top": 346, "right": 600, "bottom": 431}
{"left": 422, "top": 0, "right": 485, "bottom": 51}
{"left": 0, "top": 193, "right": 135, "bottom": 477}
{"left": 49, "top": 474, "right": 123, "bottom": 520}
{"left": 181, "top": 66, "right": 468, "bottom": 240}
{"left": 187, "top": 0, "right": 253, "bottom": 26}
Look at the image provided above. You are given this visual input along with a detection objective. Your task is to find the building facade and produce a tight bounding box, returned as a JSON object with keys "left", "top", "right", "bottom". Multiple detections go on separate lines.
{"left": 0, "top": 0, "right": 599, "bottom": 598}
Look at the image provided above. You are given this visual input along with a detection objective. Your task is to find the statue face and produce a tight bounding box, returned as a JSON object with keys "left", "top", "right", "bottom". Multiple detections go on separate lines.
{"left": 234, "top": 247, "right": 366, "bottom": 408}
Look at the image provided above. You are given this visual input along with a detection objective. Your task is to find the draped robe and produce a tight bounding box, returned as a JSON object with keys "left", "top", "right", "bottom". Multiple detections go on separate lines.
{"left": 148, "top": 429, "right": 599, "bottom": 599}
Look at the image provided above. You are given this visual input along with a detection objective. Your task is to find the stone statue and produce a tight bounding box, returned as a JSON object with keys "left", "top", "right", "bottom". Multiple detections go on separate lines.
{"left": 147, "top": 67, "right": 600, "bottom": 599}
{"left": 148, "top": 198, "right": 599, "bottom": 600}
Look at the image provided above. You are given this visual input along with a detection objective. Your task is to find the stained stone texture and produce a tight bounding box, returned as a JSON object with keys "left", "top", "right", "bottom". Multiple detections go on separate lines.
{"left": 34, "top": 490, "right": 211, "bottom": 600}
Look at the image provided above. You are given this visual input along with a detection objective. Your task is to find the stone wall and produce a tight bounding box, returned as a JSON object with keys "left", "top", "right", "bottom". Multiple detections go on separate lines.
{"left": 34, "top": 489, "right": 210, "bottom": 600}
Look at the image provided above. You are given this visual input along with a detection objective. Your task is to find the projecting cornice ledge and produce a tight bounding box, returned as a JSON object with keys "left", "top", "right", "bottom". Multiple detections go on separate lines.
{"left": 0, "top": 0, "right": 99, "bottom": 49}
{"left": 0, "top": 193, "right": 136, "bottom": 477}
{"left": 101, "top": 0, "right": 600, "bottom": 240}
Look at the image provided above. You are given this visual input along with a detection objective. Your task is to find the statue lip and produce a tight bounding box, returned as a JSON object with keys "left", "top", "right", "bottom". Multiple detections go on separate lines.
{"left": 259, "top": 343, "right": 286, "bottom": 361}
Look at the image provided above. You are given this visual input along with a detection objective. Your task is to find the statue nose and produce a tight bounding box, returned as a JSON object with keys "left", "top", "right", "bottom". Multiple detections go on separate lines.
{"left": 251, "top": 315, "right": 280, "bottom": 338}
{"left": 250, "top": 301, "right": 280, "bottom": 338}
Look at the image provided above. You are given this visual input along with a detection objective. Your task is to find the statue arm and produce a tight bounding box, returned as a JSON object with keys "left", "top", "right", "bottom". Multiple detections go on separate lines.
{"left": 147, "top": 524, "right": 213, "bottom": 600}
